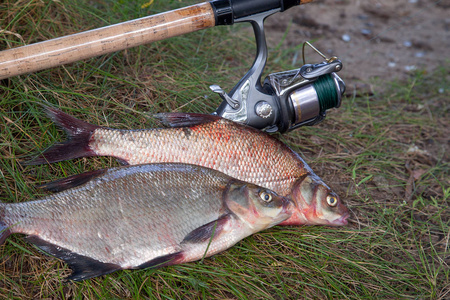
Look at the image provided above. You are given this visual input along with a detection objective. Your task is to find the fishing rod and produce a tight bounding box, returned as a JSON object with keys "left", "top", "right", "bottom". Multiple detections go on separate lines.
{"left": 0, "top": 0, "right": 345, "bottom": 133}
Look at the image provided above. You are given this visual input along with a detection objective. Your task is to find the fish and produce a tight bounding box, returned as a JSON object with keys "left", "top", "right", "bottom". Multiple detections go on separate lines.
{"left": 0, "top": 163, "right": 292, "bottom": 281}
{"left": 24, "top": 107, "right": 349, "bottom": 226}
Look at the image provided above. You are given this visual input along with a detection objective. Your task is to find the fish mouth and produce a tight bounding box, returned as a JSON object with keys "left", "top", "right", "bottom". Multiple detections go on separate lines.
{"left": 330, "top": 212, "right": 350, "bottom": 226}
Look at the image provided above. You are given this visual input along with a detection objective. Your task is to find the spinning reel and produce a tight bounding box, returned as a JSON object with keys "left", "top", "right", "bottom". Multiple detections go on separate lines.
{"left": 0, "top": 0, "right": 345, "bottom": 133}
{"left": 211, "top": 2, "right": 345, "bottom": 132}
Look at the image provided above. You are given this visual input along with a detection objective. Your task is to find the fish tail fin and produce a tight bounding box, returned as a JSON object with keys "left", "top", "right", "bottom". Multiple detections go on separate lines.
{"left": 22, "top": 107, "right": 99, "bottom": 165}
{"left": 0, "top": 204, "right": 12, "bottom": 245}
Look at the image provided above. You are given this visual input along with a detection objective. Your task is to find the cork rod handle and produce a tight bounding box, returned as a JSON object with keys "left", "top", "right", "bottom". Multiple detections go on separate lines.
{"left": 0, "top": 3, "right": 215, "bottom": 80}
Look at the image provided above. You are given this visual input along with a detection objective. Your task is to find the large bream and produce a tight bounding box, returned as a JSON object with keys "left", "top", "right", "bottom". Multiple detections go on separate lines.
{"left": 26, "top": 107, "right": 350, "bottom": 226}
{"left": 0, "top": 163, "right": 292, "bottom": 281}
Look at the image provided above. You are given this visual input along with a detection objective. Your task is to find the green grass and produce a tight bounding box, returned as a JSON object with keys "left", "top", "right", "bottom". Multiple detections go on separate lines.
{"left": 1, "top": 0, "right": 449, "bottom": 299}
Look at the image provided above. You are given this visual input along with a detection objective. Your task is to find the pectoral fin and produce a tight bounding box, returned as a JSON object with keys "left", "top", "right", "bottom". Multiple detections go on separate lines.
{"left": 27, "top": 236, "right": 121, "bottom": 281}
{"left": 154, "top": 112, "right": 220, "bottom": 128}
{"left": 181, "top": 214, "right": 231, "bottom": 244}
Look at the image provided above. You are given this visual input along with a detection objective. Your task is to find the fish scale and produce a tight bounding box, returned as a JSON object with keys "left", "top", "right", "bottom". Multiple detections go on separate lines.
{"left": 90, "top": 120, "right": 302, "bottom": 194}
{"left": 0, "top": 163, "right": 292, "bottom": 280}
{"left": 6, "top": 166, "right": 223, "bottom": 265}
{"left": 24, "top": 108, "right": 349, "bottom": 227}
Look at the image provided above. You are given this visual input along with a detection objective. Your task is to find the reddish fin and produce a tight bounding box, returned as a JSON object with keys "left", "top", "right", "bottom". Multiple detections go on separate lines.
{"left": 0, "top": 223, "right": 11, "bottom": 246}
{"left": 23, "top": 107, "right": 99, "bottom": 165}
{"left": 116, "top": 158, "right": 130, "bottom": 166}
{"left": 37, "top": 169, "right": 108, "bottom": 192}
{"left": 0, "top": 205, "right": 11, "bottom": 245}
{"left": 27, "top": 235, "right": 121, "bottom": 281}
{"left": 154, "top": 112, "right": 221, "bottom": 128}
{"left": 135, "top": 252, "right": 184, "bottom": 270}
{"left": 181, "top": 214, "right": 231, "bottom": 244}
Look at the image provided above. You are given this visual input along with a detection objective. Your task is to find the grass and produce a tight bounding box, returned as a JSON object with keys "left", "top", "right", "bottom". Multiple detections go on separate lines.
{"left": 1, "top": 0, "right": 449, "bottom": 299}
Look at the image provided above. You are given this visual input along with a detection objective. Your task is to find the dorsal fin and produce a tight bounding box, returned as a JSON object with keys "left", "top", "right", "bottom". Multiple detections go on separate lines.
{"left": 154, "top": 112, "right": 221, "bottom": 128}
{"left": 37, "top": 169, "right": 107, "bottom": 192}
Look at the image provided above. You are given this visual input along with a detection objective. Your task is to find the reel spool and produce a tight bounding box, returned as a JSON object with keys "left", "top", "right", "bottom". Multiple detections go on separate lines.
{"left": 263, "top": 42, "right": 345, "bottom": 132}
{"left": 288, "top": 73, "right": 343, "bottom": 127}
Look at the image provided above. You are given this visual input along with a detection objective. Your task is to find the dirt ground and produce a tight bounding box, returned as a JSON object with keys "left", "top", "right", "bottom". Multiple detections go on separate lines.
{"left": 265, "top": 0, "right": 449, "bottom": 93}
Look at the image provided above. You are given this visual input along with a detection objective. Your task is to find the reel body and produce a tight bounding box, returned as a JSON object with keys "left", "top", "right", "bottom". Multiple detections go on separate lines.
{"left": 263, "top": 60, "right": 345, "bottom": 132}
{"left": 212, "top": 6, "right": 345, "bottom": 133}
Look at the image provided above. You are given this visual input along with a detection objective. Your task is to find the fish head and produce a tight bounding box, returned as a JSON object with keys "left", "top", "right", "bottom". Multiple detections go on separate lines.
{"left": 224, "top": 181, "right": 293, "bottom": 232}
{"left": 284, "top": 175, "right": 349, "bottom": 226}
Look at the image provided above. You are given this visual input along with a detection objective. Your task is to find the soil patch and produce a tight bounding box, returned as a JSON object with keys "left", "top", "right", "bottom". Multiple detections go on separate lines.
{"left": 265, "top": 0, "right": 449, "bottom": 86}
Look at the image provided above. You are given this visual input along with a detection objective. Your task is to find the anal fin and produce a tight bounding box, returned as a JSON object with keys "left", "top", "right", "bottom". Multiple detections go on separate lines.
{"left": 181, "top": 214, "right": 231, "bottom": 244}
{"left": 27, "top": 235, "right": 121, "bottom": 281}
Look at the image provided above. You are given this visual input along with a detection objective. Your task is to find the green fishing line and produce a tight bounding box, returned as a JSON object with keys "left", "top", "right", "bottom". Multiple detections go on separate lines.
{"left": 313, "top": 74, "right": 338, "bottom": 111}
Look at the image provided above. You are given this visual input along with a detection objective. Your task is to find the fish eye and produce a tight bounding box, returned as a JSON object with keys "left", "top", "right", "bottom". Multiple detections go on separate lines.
{"left": 259, "top": 191, "right": 273, "bottom": 202}
{"left": 326, "top": 195, "right": 338, "bottom": 207}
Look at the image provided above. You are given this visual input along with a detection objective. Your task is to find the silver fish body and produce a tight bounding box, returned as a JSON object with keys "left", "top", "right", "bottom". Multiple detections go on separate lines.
{"left": 26, "top": 108, "right": 349, "bottom": 226}
{"left": 0, "top": 163, "right": 292, "bottom": 281}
